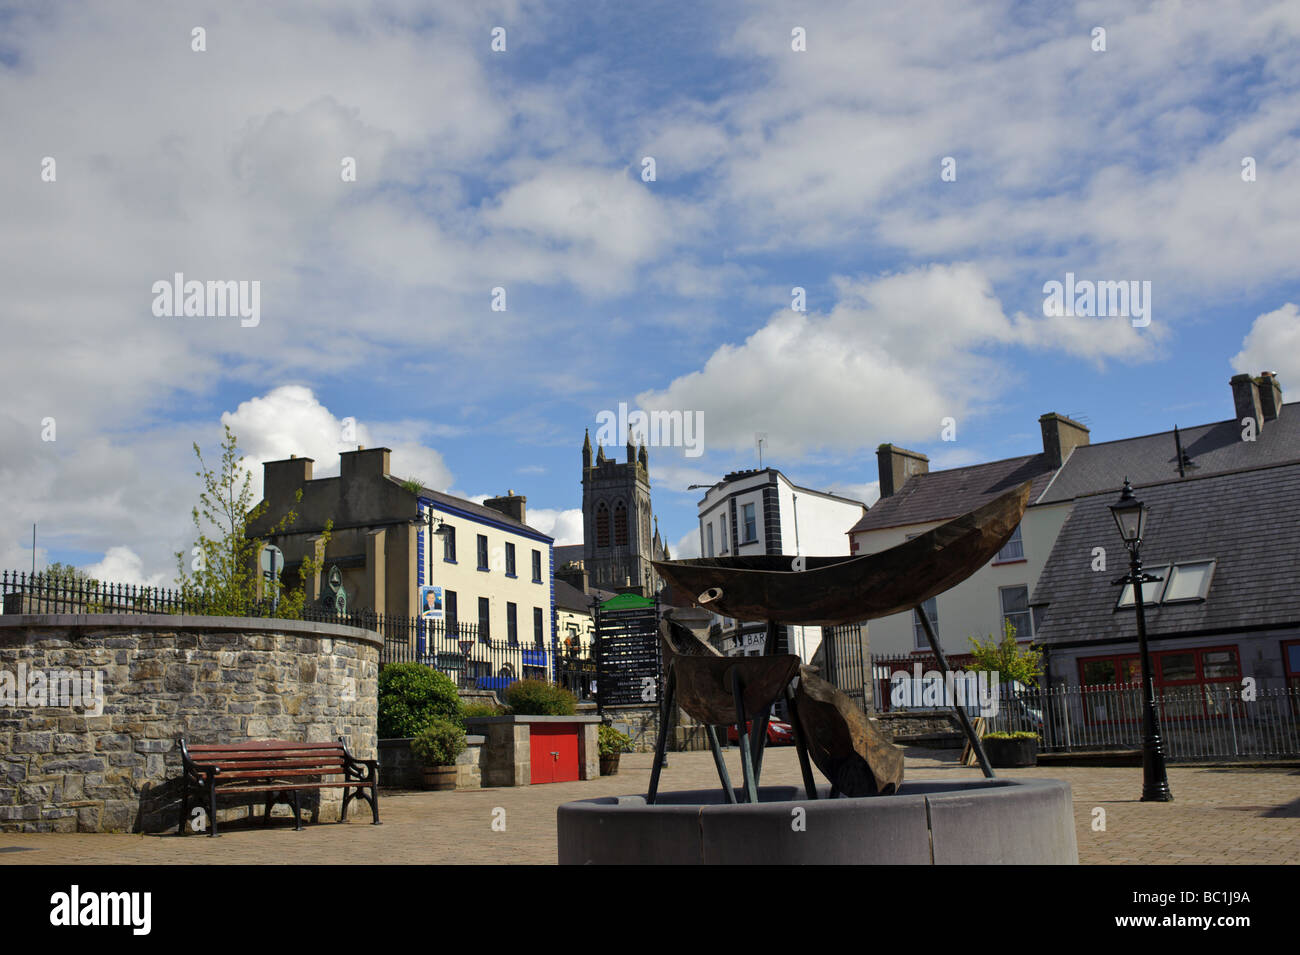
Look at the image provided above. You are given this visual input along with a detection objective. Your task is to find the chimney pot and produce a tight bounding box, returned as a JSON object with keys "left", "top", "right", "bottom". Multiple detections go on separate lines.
{"left": 1258, "top": 371, "right": 1284, "bottom": 421}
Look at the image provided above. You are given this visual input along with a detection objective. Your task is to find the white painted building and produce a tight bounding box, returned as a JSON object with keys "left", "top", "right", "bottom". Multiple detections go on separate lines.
{"left": 695, "top": 468, "right": 867, "bottom": 662}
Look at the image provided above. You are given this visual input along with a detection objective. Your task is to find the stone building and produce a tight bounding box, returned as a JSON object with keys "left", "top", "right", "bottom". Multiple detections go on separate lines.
{"left": 576, "top": 429, "right": 669, "bottom": 595}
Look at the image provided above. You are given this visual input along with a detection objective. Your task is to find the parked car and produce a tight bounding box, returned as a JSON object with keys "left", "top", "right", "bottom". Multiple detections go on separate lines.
{"left": 726, "top": 719, "right": 795, "bottom": 746}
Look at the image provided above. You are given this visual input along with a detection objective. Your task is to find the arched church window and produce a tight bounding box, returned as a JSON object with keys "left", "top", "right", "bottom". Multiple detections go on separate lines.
{"left": 596, "top": 502, "right": 610, "bottom": 548}
{"left": 614, "top": 501, "right": 629, "bottom": 546}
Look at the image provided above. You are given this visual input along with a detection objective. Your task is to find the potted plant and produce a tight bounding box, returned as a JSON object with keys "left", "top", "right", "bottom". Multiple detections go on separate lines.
{"left": 411, "top": 718, "right": 468, "bottom": 790}
{"left": 598, "top": 724, "right": 631, "bottom": 776}
{"left": 982, "top": 730, "right": 1039, "bottom": 767}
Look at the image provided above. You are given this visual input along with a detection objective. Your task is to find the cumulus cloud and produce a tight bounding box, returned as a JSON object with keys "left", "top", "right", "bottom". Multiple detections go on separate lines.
{"left": 673, "top": 529, "right": 702, "bottom": 560}
{"left": 223, "top": 386, "right": 455, "bottom": 497}
{"left": 638, "top": 264, "right": 1156, "bottom": 456}
{"left": 84, "top": 547, "right": 168, "bottom": 588}
{"left": 1232, "top": 304, "right": 1300, "bottom": 385}
{"left": 522, "top": 508, "right": 584, "bottom": 546}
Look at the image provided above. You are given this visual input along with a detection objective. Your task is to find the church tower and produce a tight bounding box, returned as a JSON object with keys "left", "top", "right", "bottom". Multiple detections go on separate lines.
{"left": 581, "top": 427, "right": 659, "bottom": 594}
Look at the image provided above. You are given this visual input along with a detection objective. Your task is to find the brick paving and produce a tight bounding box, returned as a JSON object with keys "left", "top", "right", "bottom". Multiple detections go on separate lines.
{"left": 0, "top": 748, "right": 1295, "bottom": 864}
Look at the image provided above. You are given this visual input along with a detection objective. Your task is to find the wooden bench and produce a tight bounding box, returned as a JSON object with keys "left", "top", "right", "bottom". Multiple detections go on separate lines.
{"left": 178, "top": 738, "right": 379, "bottom": 837}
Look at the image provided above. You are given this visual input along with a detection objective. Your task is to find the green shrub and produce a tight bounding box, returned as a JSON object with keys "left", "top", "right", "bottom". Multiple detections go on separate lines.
{"left": 462, "top": 701, "right": 503, "bottom": 720}
{"left": 378, "top": 663, "right": 463, "bottom": 739}
{"left": 504, "top": 679, "right": 577, "bottom": 716}
{"left": 598, "top": 724, "right": 632, "bottom": 757}
{"left": 411, "top": 718, "right": 467, "bottom": 767}
{"left": 984, "top": 730, "right": 1039, "bottom": 740}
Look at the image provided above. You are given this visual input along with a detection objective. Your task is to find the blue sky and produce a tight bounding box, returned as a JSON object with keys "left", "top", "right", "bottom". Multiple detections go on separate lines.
{"left": 2, "top": 0, "right": 1299, "bottom": 583}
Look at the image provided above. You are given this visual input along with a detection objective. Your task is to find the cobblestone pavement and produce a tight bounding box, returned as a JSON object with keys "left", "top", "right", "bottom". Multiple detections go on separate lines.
{"left": 0, "top": 748, "right": 1296, "bottom": 864}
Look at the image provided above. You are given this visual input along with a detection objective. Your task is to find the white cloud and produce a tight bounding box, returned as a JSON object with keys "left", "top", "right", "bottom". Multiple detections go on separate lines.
{"left": 637, "top": 264, "right": 1156, "bottom": 456}
{"left": 673, "top": 529, "right": 701, "bottom": 560}
{"left": 223, "top": 386, "right": 455, "bottom": 498}
{"left": 1232, "top": 304, "right": 1300, "bottom": 385}
{"left": 84, "top": 547, "right": 168, "bottom": 588}
{"left": 523, "top": 508, "right": 585, "bottom": 546}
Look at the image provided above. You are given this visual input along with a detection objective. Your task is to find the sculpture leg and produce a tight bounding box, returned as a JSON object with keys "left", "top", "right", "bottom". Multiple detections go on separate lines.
{"left": 705, "top": 725, "right": 737, "bottom": 804}
{"left": 785, "top": 686, "right": 819, "bottom": 800}
{"left": 916, "top": 604, "right": 994, "bottom": 779}
{"left": 646, "top": 667, "right": 676, "bottom": 805}
{"left": 750, "top": 704, "right": 771, "bottom": 786}
{"left": 730, "top": 668, "right": 759, "bottom": 804}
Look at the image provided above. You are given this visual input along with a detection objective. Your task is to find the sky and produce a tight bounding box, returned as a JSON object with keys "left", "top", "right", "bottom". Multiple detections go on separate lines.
{"left": 2, "top": 0, "right": 1299, "bottom": 586}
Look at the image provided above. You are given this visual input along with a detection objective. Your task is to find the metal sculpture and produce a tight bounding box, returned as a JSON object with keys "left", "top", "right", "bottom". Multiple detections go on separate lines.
{"left": 645, "top": 481, "right": 1033, "bottom": 803}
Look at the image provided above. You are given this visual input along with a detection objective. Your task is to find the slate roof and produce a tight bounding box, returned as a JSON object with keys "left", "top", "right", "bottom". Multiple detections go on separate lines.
{"left": 1031, "top": 461, "right": 1300, "bottom": 646}
{"left": 848, "top": 453, "right": 1060, "bottom": 533}
{"left": 554, "top": 578, "right": 594, "bottom": 613}
{"left": 554, "top": 544, "right": 584, "bottom": 567}
{"left": 1037, "top": 401, "right": 1300, "bottom": 504}
{"left": 394, "top": 479, "right": 553, "bottom": 541}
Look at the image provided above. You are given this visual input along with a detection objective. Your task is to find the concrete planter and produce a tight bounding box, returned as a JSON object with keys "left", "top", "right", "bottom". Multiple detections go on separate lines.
{"left": 984, "top": 736, "right": 1039, "bottom": 768}
{"left": 558, "top": 779, "right": 1078, "bottom": 865}
{"left": 465, "top": 714, "right": 602, "bottom": 786}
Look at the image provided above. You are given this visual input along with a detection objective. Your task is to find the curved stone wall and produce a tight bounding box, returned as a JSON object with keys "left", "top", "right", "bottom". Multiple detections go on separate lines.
{"left": 0, "top": 615, "right": 379, "bottom": 833}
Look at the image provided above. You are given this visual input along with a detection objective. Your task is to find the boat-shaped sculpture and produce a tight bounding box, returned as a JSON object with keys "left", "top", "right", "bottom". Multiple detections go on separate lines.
{"left": 652, "top": 480, "right": 1031, "bottom": 626}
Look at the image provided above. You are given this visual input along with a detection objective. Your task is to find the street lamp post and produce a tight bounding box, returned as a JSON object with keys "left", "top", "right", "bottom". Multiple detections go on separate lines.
{"left": 1109, "top": 478, "right": 1173, "bottom": 803}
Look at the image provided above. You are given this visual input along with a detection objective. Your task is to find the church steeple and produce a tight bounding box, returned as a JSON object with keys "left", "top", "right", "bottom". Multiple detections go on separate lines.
{"left": 582, "top": 428, "right": 592, "bottom": 469}
{"left": 596, "top": 442, "right": 606, "bottom": 465}
{"left": 638, "top": 439, "right": 648, "bottom": 470}
{"left": 626, "top": 427, "right": 636, "bottom": 464}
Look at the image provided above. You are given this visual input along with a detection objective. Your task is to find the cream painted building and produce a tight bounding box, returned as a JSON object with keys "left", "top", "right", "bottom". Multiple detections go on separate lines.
{"left": 849, "top": 417, "right": 1086, "bottom": 658}
{"left": 247, "top": 447, "right": 555, "bottom": 684}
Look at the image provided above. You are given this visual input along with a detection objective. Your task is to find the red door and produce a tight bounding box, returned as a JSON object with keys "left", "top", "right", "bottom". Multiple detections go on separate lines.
{"left": 529, "top": 724, "right": 580, "bottom": 784}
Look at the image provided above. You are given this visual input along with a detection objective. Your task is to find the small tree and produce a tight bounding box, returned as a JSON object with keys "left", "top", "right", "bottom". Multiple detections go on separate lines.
{"left": 174, "top": 425, "right": 330, "bottom": 617}
{"left": 967, "top": 619, "right": 1043, "bottom": 688}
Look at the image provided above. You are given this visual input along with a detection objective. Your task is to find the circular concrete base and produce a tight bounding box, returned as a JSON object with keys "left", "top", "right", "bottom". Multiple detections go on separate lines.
{"left": 557, "top": 779, "right": 1077, "bottom": 865}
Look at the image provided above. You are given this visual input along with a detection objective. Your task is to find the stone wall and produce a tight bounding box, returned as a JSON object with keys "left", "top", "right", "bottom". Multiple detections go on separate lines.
{"left": 604, "top": 703, "right": 738, "bottom": 753}
{"left": 875, "top": 709, "right": 964, "bottom": 747}
{"left": 0, "top": 614, "right": 380, "bottom": 833}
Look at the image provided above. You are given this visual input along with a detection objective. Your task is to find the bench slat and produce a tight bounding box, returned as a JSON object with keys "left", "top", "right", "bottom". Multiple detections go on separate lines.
{"left": 189, "top": 758, "right": 349, "bottom": 771}
{"left": 203, "top": 781, "right": 375, "bottom": 795}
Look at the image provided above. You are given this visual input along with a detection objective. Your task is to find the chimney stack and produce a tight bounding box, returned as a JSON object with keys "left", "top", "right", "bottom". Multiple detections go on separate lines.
{"left": 263, "top": 456, "right": 314, "bottom": 505}
{"left": 1039, "top": 413, "right": 1091, "bottom": 468}
{"left": 876, "top": 444, "right": 929, "bottom": 498}
{"left": 556, "top": 562, "right": 588, "bottom": 594}
{"left": 483, "top": 491, "right": 527, "bottom": 525}
{"left": 1230, "top": 374, "right": 1265, "bottom": 432}
{"left": 1258, "top": 371, "right": 1284, "bottom": 421}
{"left": 340, "top": 446, "right": 391, "bottom": 483}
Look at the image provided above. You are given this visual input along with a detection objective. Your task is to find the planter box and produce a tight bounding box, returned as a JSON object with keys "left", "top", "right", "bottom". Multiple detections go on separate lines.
{"left": 379, "top": 735, "right": 485, "bottom": 790}
{"left": 465, "top": 715, "right": 602, "bottom": 787}
{"left": 984, "top": 736, "right": 1039, "bottom": 768}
